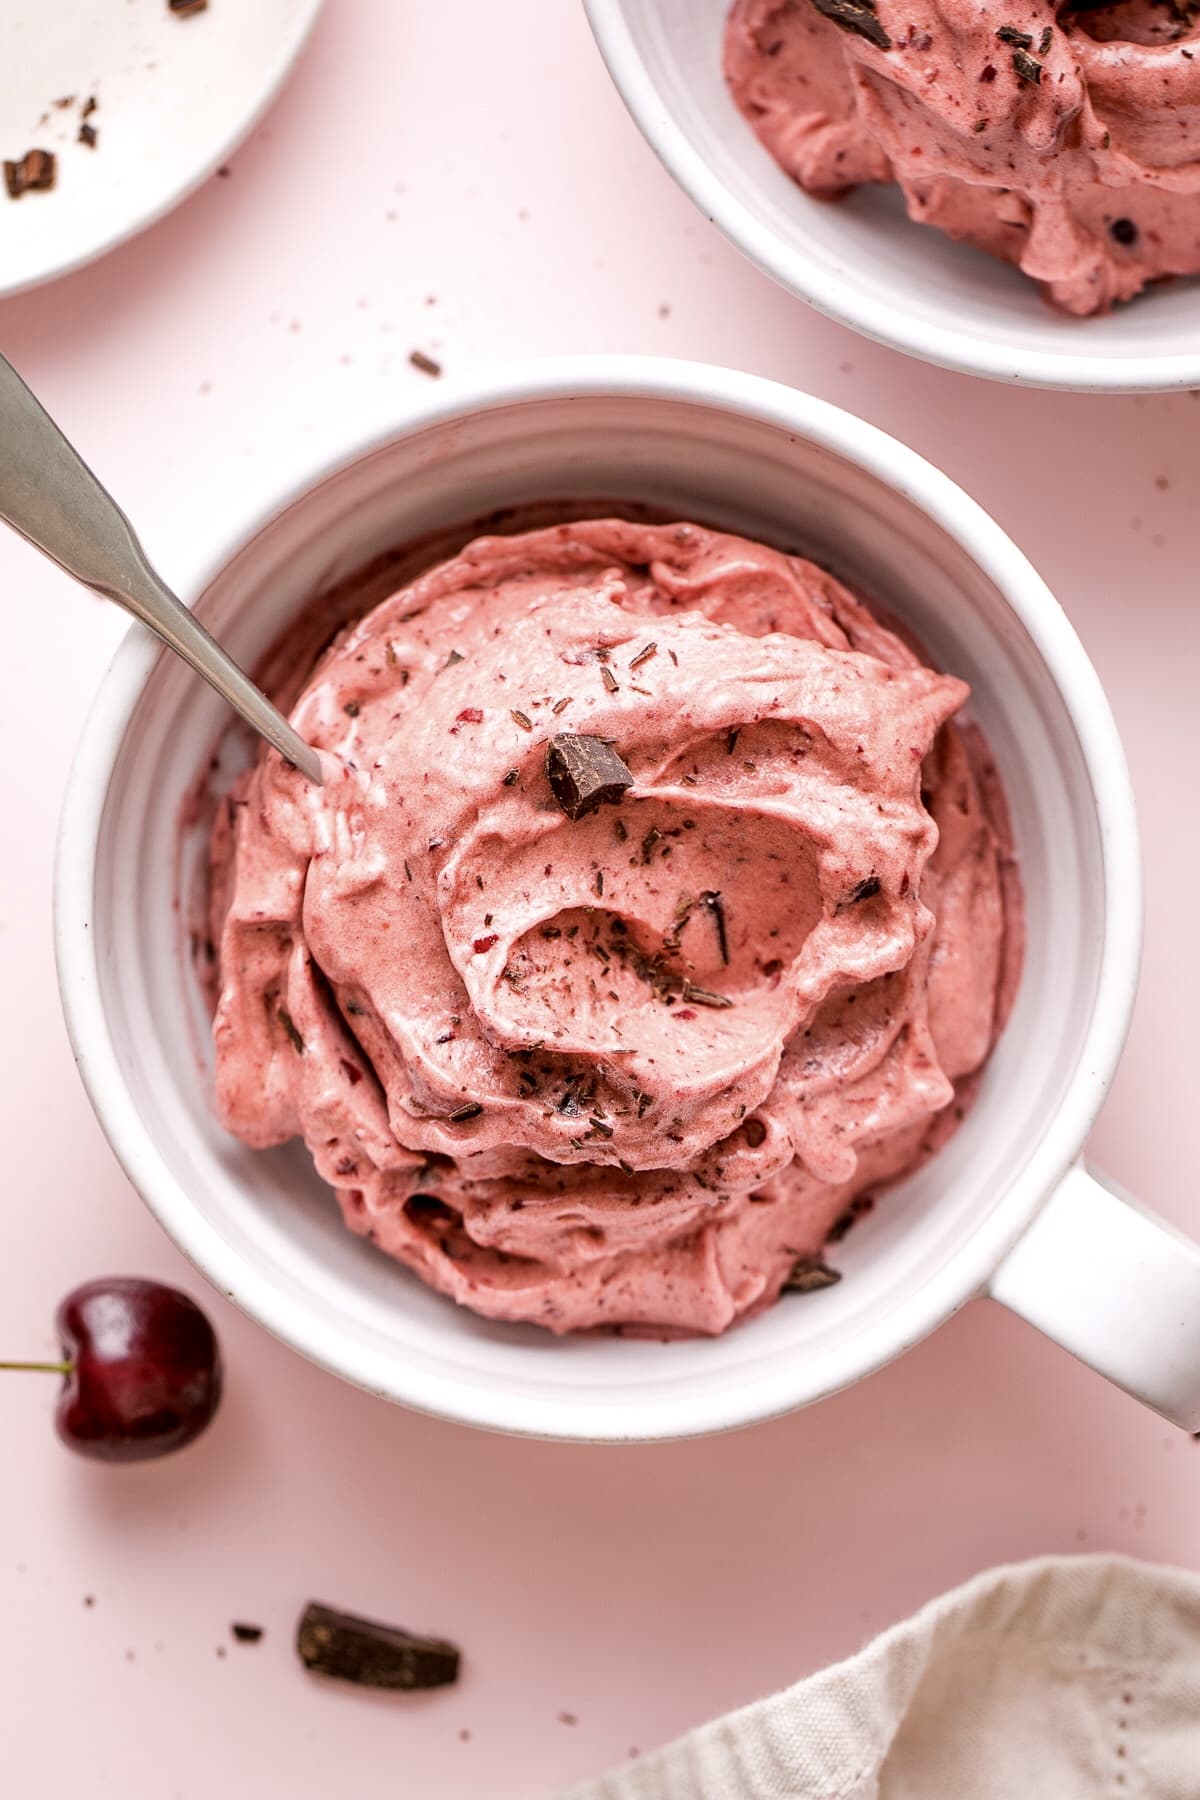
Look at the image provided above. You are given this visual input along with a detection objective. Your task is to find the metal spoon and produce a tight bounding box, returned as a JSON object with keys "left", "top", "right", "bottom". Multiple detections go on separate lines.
{"left": 0, "top": 352, "right": 322, "bottom": 785}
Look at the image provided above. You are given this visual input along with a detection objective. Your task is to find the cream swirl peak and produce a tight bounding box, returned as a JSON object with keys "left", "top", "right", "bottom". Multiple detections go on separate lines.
{"left": 725, "top": 1, "right": 1200, "bottom": 316}
{"left": 209, "top": 519, "right": 1020, "bottom": 1335}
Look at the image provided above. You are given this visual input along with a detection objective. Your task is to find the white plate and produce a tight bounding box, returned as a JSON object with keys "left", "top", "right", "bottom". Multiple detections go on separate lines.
{"left": 0, "top": 0, "right": 323, "bottom": 298}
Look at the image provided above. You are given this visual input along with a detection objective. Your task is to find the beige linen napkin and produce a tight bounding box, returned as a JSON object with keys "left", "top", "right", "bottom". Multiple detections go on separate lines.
{"left": 560, "top": 1556, "right": 1200, "bottom": 1800}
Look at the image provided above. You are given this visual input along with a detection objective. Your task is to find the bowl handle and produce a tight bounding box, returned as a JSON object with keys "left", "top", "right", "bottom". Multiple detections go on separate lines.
{"left": 988, "top": 1162, "right": 1200, "bottom": 1429}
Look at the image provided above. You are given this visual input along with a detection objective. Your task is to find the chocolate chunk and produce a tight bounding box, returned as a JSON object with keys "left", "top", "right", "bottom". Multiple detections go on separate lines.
{"left": 783, "top": 1257, "right": 843, "bottom": 1294}
{"left": 4, "top": 149, "right": 56, "bottom": 199}
{"left": 808, "top": 0, "right": 891, "bottom": 50}
{"left": 1011, "top": 49, "right": 1042, "bottom": 83}
{"left": 1038, "top": 25, "right": 1053, "bottom": 53}
{"left": 231, "top": 1622, "right": 264, "bottom": 1644}
{"left": 296, "top": 1602, "right": 460, "bottom": 1691}
{"left": 78, "top": 122, "right": 98, "bottom": 149}
{"left": 168, "top": 0, "right": 209, "bottom": 15}
{"left": 546, "top": 734, "right": 634, "bottom": 821}
{"left": 996, "top": 24, "right": 1034, "bottom": 48}
{"left": 409, "top": 349, "right": 442, "bottom": 379}
{"left": 846, "top": 875, "right": 881, "bottom": 904}
{"left": 1110, "top": 217, "right": 1138, "bottom": 247}
{"left": 449, "top": 1102, "right": 483, "bottom": 1123}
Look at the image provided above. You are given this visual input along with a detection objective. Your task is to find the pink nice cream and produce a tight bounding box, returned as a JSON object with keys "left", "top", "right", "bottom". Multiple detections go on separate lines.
{"left": 725, "top": 0, "right": 1200, "bottom": 316}
{"left": 208, "top": 518, "right": 1021, "bottom": 1336}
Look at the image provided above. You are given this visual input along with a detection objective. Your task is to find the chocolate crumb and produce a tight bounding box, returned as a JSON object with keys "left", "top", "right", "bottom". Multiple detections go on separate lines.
{"left": 1038, "top": 25, "right": 1053, "bottom": 54}
{"left": 168, "top": 0, "right": 208, "bottom": 15}
{"left": 296, "top": 1602, "right": 460, "bottom": 1691}
{"left": 558, "top": 1711, "right": 579, "bottom": 1727}
{"left": 502, "top": 767, "right": 520, "bottom": 786}
{"left": 409, "top": 349, "right": 442, "bottom": 379}
{"left": 79, "top": 122, "right": 98, "bottom": 149}
{"left": 1110, "top": 217, "right": 1138, "bottom": 246}
{"left": 546, "top": 734, "right": 634, "bottom": 820}
{"left": 844, "top": 874, "right": 881, "bottom": 905}
{"left": 4, "top": 149, "right": 56, "bottom": 199}
{"left": 231, "top": 1623, "right": 264, "bottom": 1644}
{"left": 449, "top": 1102, "right": 484, "bottom": 1123}
{"left": 783, "top": 1257, "right": 842, "bottom": 1294}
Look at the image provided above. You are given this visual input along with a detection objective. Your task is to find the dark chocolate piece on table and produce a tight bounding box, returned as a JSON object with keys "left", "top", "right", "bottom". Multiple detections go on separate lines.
{"left": 546, "top": 734, "right": 635, "bottom": 820}
{"left": 296, "top": 1602, "right": 460, "bottom": 1690}
{"left": 783, "top": 1257, "right": 843, "bottom": 1294}
{"left": 808, "top": 0, "right": 891, "bottom": 50}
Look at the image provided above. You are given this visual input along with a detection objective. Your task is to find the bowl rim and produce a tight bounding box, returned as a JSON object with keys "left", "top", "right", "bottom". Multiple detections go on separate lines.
{"left": 53, "top": 355, "right": 1143, "bottom": 1440}
{"left": 583, "top": 0, "right": 1200, "bottom": 395}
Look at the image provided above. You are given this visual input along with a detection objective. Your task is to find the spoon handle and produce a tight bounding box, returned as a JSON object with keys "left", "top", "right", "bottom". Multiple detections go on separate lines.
{"left": 0, "top": 353, "right": 322, "bottom": 785}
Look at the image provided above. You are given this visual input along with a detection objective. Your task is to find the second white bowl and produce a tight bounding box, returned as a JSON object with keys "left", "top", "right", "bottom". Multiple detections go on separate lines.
{"left": 585, "top": 0, "right": 1200, "bottom": 392}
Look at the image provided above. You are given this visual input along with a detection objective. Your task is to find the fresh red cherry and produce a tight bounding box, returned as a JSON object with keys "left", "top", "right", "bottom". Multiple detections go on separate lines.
{"left": 1, "top": 1278, "right": 222, "bottom": 1462}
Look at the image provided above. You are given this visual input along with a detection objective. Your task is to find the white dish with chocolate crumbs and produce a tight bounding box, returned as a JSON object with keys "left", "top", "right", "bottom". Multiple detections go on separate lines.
{"left": 0, "top": 0, "right": 324, "bottom": 298}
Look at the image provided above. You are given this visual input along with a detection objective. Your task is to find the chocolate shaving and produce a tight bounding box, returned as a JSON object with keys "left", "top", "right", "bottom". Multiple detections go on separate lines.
{"left": 1038, "top": 25, "right": 1053, "bottom": 53}
{"left": 296, "top": 1602, "right": 459, "bottom": 1691}
{"left": 629, "top": 642, "right": 657, "bottom": 670}
{"left": 808, "top": 0, "right": 891, "bottom": 49}
{"left": 409, "top": 350, "right": 442, "bottom": 379}
{"left": 4, "top": 149, "right": 56, "bottom": 199}
{"left": 996, "top": 23, "right": 1033, "bottom": 48}
{"left": 502, "top": 767, "right": 520, "bottom": 786}
{"left": 441, "top": 649, "right": 465, "bottom": 672}
{"left": 231, "top": 1623, "right": 264, "bottom": 1644}
{"left": 546, "top": 734, "right": 634, "bottom": 821}
{"left": 511, "top": 709, "right": 533, "bottom": 731}
{"left": 783, "top": 1257, "right": 843, "bottom": 1294}
{"left": 600, "top": 665, "right": 620, "bottom": 695}
{"left": 683, "top": 983, "right": 734, "bottom": 1010}
{"left": 449, "top": 1102, "right": 483, "bottom": 1123}
{"left": 1012, "top": 48, "right": 1042, "bottom": 83}
{"left": 168, "top": 0, "right": 208, "bottom": 14}
{"left": 701, "top": 890, "right": 729, "bottom": 964}
{"left": 845, "top": 875, "right": 881, "bottom": 905}
{"left": 277, "top": 1007, "right": 305, "bottom": 1054}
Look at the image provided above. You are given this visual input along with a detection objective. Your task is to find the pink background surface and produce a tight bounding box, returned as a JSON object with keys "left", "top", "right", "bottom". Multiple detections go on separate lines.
{"left": 2, "top": 3, "right": 1199, "bottom": 1795}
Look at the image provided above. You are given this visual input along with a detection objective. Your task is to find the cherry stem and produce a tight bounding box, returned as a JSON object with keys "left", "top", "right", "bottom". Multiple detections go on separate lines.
{"left": 0, "top": 1359, "right": 73, "bottom": 1375}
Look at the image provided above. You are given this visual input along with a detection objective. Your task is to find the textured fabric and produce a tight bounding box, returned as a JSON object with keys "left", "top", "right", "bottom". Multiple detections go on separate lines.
{"left": 559, "top": 1556, "right": 1200, "bottom": 1800}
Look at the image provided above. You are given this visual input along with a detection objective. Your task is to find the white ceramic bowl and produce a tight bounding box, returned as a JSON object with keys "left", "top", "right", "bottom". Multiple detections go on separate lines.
{"left": 54, "top": 358, "right": 1200, "bottom": 1441}
{"left": 585, "top": 0, "right": 1200, "bottom": 393}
